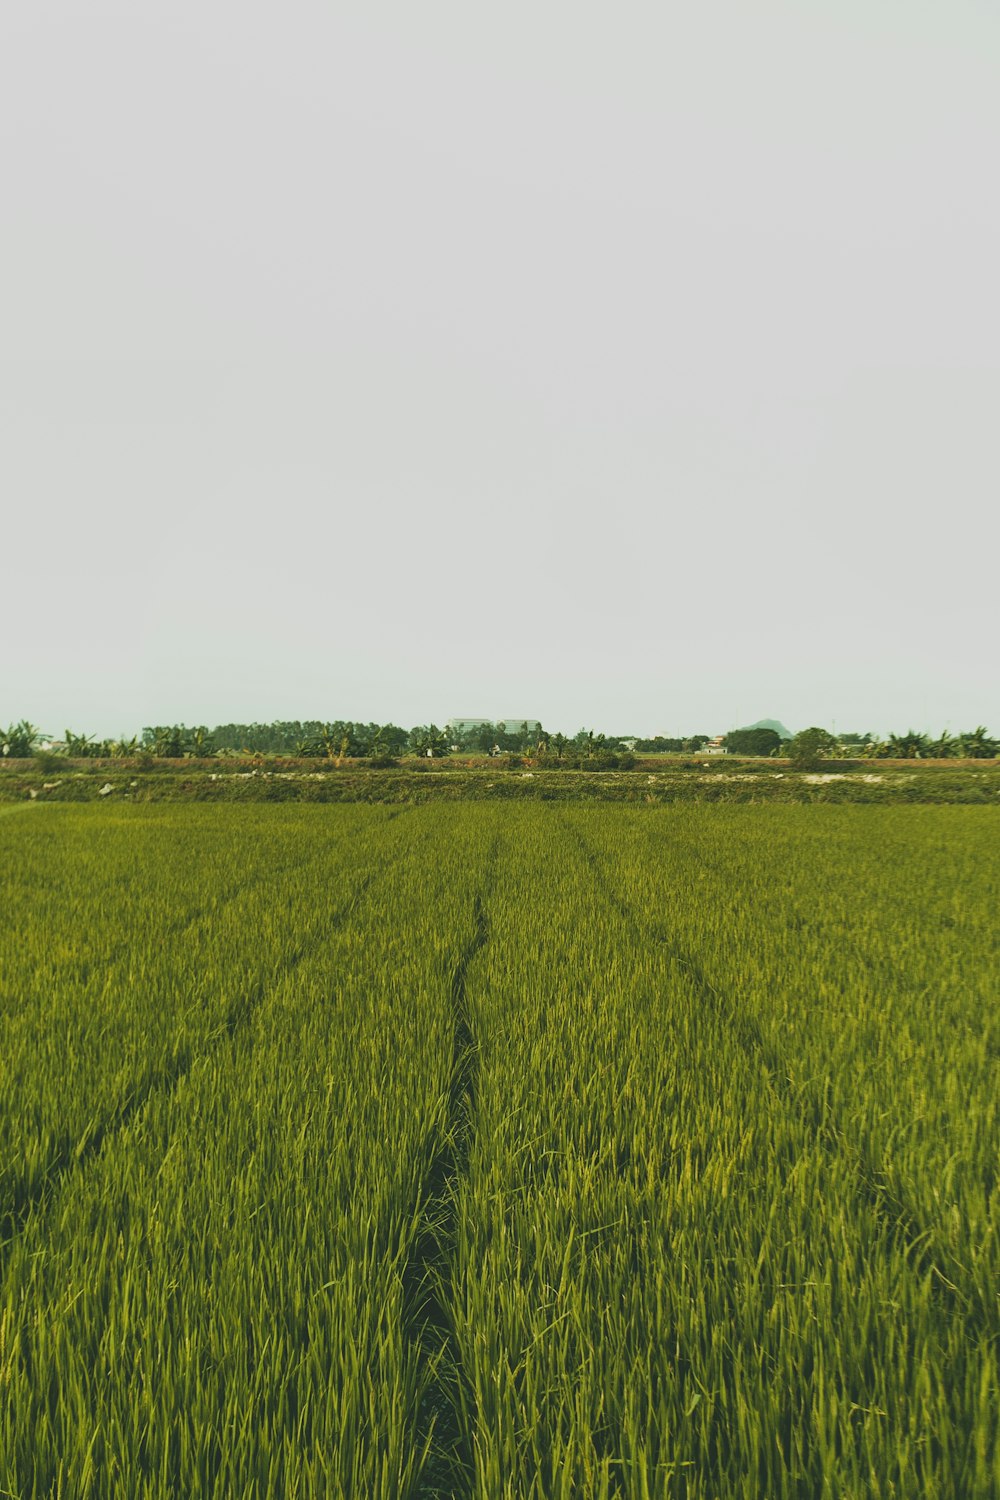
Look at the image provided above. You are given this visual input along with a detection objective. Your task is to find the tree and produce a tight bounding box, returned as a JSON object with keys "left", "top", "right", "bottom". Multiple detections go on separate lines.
{"left": 493, "top": 721, "right": 525, "bottom": 752}
{"left": 377, "top": 723, "right": 410, "bottom": 756}
{"left": 634, "top": 736, "right": 685, "bottom": 753}
{"left": 409, "top": 724, "right": 449, "bottom": 758}
{"left": 193, "top": 727, "right": 214, "bottom": 756}
{"left": 789, "top": 727, "right": 836, "bottom": 769}
{"left": 724, "top": 727, "right": 781, "bottom": 757}
{"left": 470, "top": 723, "right": 496, "bottom": 755}
{"left": 142, "top": 725, "right": 186, "bottom": 758}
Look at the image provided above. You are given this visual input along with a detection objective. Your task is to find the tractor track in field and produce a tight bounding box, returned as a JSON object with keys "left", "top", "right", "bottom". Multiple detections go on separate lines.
{"left": 0, "top": 835, "right": 417, "bottom": 1264}
{"left": 561, "top": 816, "right": 993, "bottom": 1346}
{"left": 405, "top": 838, "right": 499, "bottom": 1500}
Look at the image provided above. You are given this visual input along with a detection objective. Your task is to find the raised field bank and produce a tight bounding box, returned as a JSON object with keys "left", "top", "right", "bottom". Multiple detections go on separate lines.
{"left": 1, "top": 756, "right": 999, "bottom": 805}
{"left": 0, "top": 801, "right": 996, "bottom": 1497}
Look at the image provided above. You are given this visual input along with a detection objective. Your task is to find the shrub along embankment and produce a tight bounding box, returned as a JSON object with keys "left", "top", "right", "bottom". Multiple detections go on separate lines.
{"left": 1, "top": 759, "right": 998, "bottom": 805}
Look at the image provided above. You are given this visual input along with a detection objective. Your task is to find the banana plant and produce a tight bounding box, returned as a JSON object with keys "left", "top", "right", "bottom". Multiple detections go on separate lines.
{"left": 958, "top": 726, "right": 999, "bottom": 759}
{"left": 64, "top": 729, "right": 99, "bottom": 758}
{"left": 1, "top": 721, "right": 40, "bottom": 756}
{"left": 926, "top": 731, "right": 958, "bottom": 758}
{"left": 187, "top": 727, "right": 214, "bottom": 757}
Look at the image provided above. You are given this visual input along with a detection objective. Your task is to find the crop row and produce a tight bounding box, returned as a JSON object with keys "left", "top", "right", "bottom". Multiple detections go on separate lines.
{"left": 565, "top": 805, "right": 999, "bottom": 1345}
{"left": 0, "top": 804, "right": 491, "bottom": 1496}
{"left": 0, "top": 807, "right": 414, "bottom": 1244}
{"left": 448, "top": 806, "right": 997, "bottom": 1497}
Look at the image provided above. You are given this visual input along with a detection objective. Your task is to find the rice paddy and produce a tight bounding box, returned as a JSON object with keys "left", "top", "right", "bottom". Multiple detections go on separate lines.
{"left": 0, "top": 802, "right": 996, "bottom": 1498}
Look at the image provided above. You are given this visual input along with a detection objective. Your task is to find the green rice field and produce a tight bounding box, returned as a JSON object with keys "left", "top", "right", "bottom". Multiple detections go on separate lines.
{"left": 0, "top": 802, "right": 997, "bottom": 1498}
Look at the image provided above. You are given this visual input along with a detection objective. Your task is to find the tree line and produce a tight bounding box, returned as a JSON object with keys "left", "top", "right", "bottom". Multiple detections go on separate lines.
{"left": 2, "top": 718, "right": 997, "bottom": 762}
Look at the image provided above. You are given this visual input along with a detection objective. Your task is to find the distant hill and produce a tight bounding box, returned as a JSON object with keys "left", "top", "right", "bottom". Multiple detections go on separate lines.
{"left": 740, "top": 718, "right": 793, "bottom": 740}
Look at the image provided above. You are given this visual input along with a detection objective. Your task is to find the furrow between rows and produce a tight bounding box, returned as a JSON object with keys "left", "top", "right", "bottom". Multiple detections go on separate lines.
{"left": 406, "top": 840, "right": 500, "bottom": 1499}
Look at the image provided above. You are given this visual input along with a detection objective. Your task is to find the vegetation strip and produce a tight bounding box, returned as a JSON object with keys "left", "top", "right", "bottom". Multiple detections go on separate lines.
{"left": 4, "top": 762, "right": 1000, "bottom": 806}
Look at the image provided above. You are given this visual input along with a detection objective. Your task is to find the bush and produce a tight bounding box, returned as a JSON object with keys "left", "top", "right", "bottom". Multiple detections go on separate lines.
{"left": 789, "top": 728, "right": 836, "bottom": 770}
{"left": 579, "top": 751, "right": 636, "bottom": 771}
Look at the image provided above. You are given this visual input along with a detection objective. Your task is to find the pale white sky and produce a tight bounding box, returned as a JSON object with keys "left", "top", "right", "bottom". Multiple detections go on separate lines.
{"left": 2, "top": 2, "right": 997, "bottom": 738}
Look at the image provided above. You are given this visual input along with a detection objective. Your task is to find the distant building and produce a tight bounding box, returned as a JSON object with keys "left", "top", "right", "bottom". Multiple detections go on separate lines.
{"left": 497, "top": 718, "right": 540, "bottom": 734}
{"left": 703, "top": 736, "right": 727, "bottom": 755}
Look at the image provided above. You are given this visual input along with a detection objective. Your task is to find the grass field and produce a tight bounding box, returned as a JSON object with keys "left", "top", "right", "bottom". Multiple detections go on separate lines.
{"left": 0, "top": 803, "right": 997, "bottom": 1498}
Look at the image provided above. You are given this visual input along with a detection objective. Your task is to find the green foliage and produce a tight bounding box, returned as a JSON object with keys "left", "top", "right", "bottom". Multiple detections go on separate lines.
{"left": 446, "top": 721, "right": 544, "bottom": 754}
{"left": 0, "top": 803, "right": 996, "bottom": 1495}
{"left": 563, "top": 749, "right": 638, "bottom": 770}
{"left": 724, "top": 726, "right": 782, "bottom": 756}
{"left": 142, "top": 724, "right": 187, "bottom": 758}
{"left": 3, "top": 762, "right": 1000, "bottom": 807}
{"left": 634, "top": 734, "right": 709, "bottom": 753}
{"left": 789, "top": 725, "right": 837, "bottom": 768}
{"left": 878, "top": 729, "right": 931, "bottom": 759}
{"left": 408, "top": 723, "right": 449, "bottom": 758}
{"left": 959, "top": 725, "right": 1000, "bottom": 759}
{"left": 208, "top": 720, "right": 410, "bottom": 757}
{"left": 0, "top": 803, "right": 478, "bottom": 1498}
{"left": 1, "top": 720, "right": 40, "bottom": 757}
